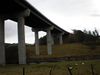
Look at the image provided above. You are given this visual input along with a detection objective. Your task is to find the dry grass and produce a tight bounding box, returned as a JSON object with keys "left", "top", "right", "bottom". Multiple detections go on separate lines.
{"left": 0, "top": 60, "right": 100, "bottom": 75}
{"left": 26, "top": 43, "right": 100, "bottom": 58}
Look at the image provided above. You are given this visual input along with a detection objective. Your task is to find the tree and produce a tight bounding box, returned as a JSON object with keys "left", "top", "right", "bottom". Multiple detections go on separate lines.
{"left": 72, "top": 30, "right": 85, "bottom": 42}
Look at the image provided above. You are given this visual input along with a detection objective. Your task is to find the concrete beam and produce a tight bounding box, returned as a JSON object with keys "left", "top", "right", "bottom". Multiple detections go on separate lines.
{"left": 18, "top": 16, "right": 26, "bottom": 64}
{"left": 8, "top": 9, "right": 31, "bottom": 19}
{"left": 0, "top": 17, "right": 5, "bottom": 64}
{"left": 19, "top": 9, "right": 30, "bottom": 17}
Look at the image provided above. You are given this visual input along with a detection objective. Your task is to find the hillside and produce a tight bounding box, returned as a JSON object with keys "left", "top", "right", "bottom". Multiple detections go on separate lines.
{"left": 26, "top": 43, "right": 100, "bottom": 58}
{"left": 5, "top": 42, "right": 100, "bottom": 64}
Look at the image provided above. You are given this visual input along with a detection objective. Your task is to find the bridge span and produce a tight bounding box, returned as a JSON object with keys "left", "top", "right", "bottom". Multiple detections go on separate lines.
{"left": 0, "top": 0, "right": 69, "bottom": 64}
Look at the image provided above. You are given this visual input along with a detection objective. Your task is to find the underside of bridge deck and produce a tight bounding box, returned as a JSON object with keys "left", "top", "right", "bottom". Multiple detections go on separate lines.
{"left": 0, "top": 0, "right": 69, "bottom": 64}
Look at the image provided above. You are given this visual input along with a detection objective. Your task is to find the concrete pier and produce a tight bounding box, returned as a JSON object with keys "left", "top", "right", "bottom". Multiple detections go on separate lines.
{"left": 0, "top": 0, "right": 69, "bottom": 64}
{"left": 18, "top": 16, "right": 26, "bottom": 64}
{"left": 0, "top": 17, "right": 5, "bottom": 64}
{"left": 59, "top": 33, "right": 63, "bottom": 45}
{"left": 47, "top": 28, "right": 52, "bottom": 55}
{"left": 34, "top": 29, "right": 39, "bottom": 55}
{"left": 51, "top": 35, "right": 54, "bottom": 45}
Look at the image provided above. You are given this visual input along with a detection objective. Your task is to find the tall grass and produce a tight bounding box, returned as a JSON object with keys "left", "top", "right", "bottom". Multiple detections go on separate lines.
{"left": 0, "top": 60, "right": 100, "bottom": 75}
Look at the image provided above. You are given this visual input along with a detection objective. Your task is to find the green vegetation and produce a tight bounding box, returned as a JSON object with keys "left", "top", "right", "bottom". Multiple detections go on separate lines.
{"left": 0, "top": 60, "right": 100, "bottom": 75}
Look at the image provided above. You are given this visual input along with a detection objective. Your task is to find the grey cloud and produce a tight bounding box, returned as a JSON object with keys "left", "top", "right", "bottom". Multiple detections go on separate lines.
{"left": 91, "top": 14, "right": 100, "bottom": 17}
{"left": 5, "top": 20, "right": 35, "bottom": 43}
{"left": 5, "top": 20, "right": 18, "bottom": 38}
{"left": 5, "top": 0, "right": 100, "bottom": 43}
{"left": 29, "top": 0, "right": 92, "bottom": 16}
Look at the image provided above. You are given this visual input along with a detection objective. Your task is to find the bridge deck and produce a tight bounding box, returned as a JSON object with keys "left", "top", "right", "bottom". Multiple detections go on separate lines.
{"left": 0, "top": 0, "right": 69, "bottom": 34}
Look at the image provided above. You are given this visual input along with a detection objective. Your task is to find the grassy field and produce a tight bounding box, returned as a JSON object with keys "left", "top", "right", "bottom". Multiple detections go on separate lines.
{"left": 0, "top": 60, "right": 100, "bottom": 75}
{"left": 3, "top": 43, "right": 100, "bottom": 75}
{"left": 26, "top": 43, "right": 100, "bottom": 58}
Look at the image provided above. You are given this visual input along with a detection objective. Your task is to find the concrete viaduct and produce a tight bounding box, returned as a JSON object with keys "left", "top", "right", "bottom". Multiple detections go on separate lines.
{"left": 0, "top": 0, "right": 69, "bottom": 64}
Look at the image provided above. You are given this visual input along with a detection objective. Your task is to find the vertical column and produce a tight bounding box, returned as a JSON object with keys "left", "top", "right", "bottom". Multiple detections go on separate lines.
{"left": 0, "top": 17, "right": 5, "bottom": 64}
{"left": 34, "top": 29, "right": 39, "bottom": 55}
{"left": 18, "top": 16, "right": 26, "bottom": 64}
{"left": 51, "top": 35, "right": 54, "bottom": 45}
{"left": 47, "top": 29, "right": 52, "bottom": 55}
{"left": 59, "top": 33, "right": 64, "bottom": 45}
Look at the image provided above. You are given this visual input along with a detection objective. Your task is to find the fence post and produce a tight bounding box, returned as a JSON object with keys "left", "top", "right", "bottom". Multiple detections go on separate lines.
{"left": 23, "top": 67, "right": 25, "bottom": 75}
{"left": 67, "top": 67, "right": 73, "bottom": 75}
{"left": 91, "top": 64, "right": 94, "bottom": 75}
{"left": 49, "top": 65, "right": 56, "bottom": 75}
{"left": 66, "top": 65, "right": 73, "bottom": 75}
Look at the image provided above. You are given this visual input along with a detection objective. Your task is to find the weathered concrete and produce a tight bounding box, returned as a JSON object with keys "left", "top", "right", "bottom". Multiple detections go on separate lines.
{"left": 0, "top": 0, "right": 69, "bottom": 64}
{"left": 19, "top": 9, "right": 30, "bottom": 17}
{"left": 47, "top": 28, "right": 52, "bottom": 55}
{"left": 0, "top": 17, "right": 5, "bottom": 64}
{"left": 51, "top": 35, "right": 54, "bottom": 45}
{"left": 18, "top": 16, "right": 26, "bottom": 64}
{"left": 34, "top": 29, "right": 39, "bottom": 55}
{"left": 59, "top": 33, "right": 64, "bottom": 45}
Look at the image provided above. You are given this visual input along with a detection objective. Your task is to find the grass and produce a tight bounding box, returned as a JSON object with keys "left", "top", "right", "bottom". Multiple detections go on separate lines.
{"left": 26, "top": 43, "right": 100, "bottom": 58}
{"left": 3, "top": 43, "right": 100, "bottom": 75}
{"left": 0, "top": 60, "right": 100, "bottom": 75}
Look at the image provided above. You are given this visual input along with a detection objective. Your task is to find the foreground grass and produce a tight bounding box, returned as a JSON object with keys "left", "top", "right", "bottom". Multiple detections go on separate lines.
{"left": 0, "top": 60, "right": 100, "bottom": 75}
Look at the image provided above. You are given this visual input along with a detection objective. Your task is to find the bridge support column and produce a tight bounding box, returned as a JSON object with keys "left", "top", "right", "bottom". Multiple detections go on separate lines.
{"left": 47, "top": 28, "right": 52, "bottom": 55}
{"left": 0, "top": 17, "right": 5, "bottom": 64}
{"left": 34, "top": 29, "right": 39, "bottom": 55}
{"left": 17, "top": 9, "right": 30, "bottom": 64}
{"left": 59, "top": 33, "right": 64, "bottom": 45}
{"left": 51, "top": 35, "right": 54, "bottom": 45}
{"left": 18, "top": 16, "right": 26, "bottom": 64}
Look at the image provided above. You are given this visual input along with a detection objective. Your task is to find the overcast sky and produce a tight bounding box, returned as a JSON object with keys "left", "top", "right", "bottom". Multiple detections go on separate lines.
{"left": 5, "top": 0, "right": 100, "bottom": 44}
